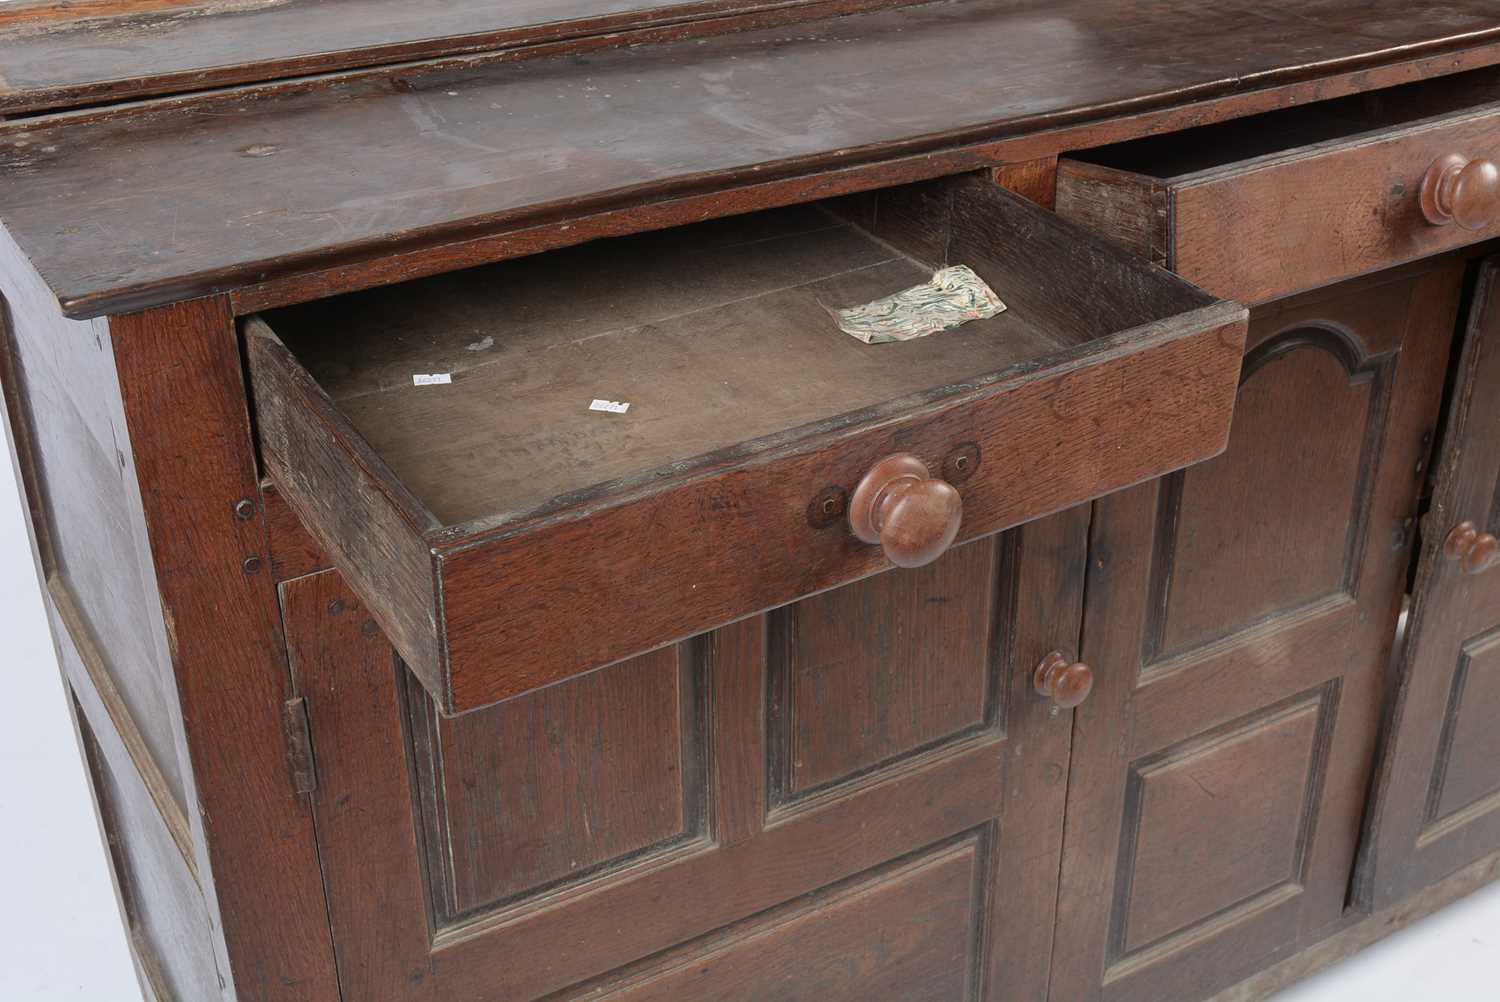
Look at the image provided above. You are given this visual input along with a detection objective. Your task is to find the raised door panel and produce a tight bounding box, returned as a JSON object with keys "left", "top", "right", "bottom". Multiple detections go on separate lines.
{"left": 1429, "top": 630, "right": 1500, "bottom": 822}
{"left": 1114, "top": 692, "right": 1332, "bottom": 957}
{"left": 289, "top": 511, "right": 1087, "bottom": 1001}
{"left": 1051, "top": 260, "right": 1459, "bottom": 1002}
{"left": 1155, "top": 336, "right": 1383, "bottom": 658}
{"left": 770, "top": 540, "right": 998, "bottom": 801}
{"left": 586, "top": 834, "right": 986, "bottom": 1001}
{"left": 406, "top": 646, "right": 704, "bottom": 917}
{"left": 1359, "top": 256, "right": 1500, "bottom": 906}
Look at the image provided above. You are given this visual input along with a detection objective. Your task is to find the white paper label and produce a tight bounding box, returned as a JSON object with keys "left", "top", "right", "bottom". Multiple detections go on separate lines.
{"left": 589, "top": 399, "right": 631, "bottom": 414}
{"left": 412, "top": 373, "right": 452, "bottom": 386}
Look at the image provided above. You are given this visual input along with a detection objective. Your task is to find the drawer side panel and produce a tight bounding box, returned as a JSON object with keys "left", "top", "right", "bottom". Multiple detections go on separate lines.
{"left": 245, "top": 319, "right": 447, "bottom": 705}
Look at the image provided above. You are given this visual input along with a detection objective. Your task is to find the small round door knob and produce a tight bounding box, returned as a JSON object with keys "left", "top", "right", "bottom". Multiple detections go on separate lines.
{"left": 1444, "top": 520, "right": 1500, "bottom": 575}
{"left": 1034, "top": 651, "right": 1094, "bottom": 709}
{"left": 848, "top": 453, "right": 962, "bottom": 568}
{"left": 1420, "top": 154, "right": 1500, "bottom": 230}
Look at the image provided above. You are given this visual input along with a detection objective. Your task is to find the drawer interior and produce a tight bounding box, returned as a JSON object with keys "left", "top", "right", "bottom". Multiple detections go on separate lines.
{"left": 249, "top": 170, "right": 1243, "bottom": 712}
{"left": 1069, "top": 64, "right": 1500, "bottom": 180}
{"left": 261, "top": 173, "right": 1206, "bottom": 531}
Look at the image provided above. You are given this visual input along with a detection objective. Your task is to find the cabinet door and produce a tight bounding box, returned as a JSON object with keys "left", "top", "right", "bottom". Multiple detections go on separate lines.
{"left": 286, "top": 512, "right": 1086, "bottom": 1002}
{"left": 1359, "top": 256, "right": 1500, "bottom": 907}
{"left": 1049, "top": 260, "right": 1461, "bottom": 1002}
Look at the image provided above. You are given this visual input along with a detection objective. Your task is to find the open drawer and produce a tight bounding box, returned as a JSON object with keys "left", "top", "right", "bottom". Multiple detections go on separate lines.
{"left": 247, "top": 173, "right": 1246, "bottom": 713}
{"left": 1057, "top": 67, "right": 1500, "bottom": 305}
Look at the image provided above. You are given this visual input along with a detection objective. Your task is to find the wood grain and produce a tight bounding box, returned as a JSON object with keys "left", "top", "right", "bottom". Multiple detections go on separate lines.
{"left": 0, "top": 225, "right": 193, "bottom": 816}
{"left": 1060, "top": 68, "right": 1500, "bottom": 303}
{"left": 285, "top": 501, "right": 1083, "bottom": 1000}
{"left": 281, "top": 571, "right": 436, "bottom": 1002}
{"left": 407, "top": 645, "right": 703, "bottom": 917}
{"left": 246, "top": 315, "right": 446, "bottom": 699}
{"left": 573, "top": 836, "right": 983, "bottom": 1001}
{"left": 0, "top": 0, "right": 925, "bottom": 114}
{"left": 1358, "top": 256, "right": 1500, "bottom": 906}
{"left": 112, "top": 297, "right": 340, "bottom": 1001}
{"left": 1051, "top": 261, "right": 1460, "bottom": 1002}
{"left": 772, "top": 539, "right": 996, "bottom": 799}
{"left": 250, "top": 178, "right": 1243, "bottom": 711}
{"left": 1, "top": 0, "right": 1498, "bottom": 317}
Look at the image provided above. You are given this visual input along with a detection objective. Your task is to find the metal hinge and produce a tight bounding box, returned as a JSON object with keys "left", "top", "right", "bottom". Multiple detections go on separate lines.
{"left": 282, "top": 696, "right": 318, "bottom": 794}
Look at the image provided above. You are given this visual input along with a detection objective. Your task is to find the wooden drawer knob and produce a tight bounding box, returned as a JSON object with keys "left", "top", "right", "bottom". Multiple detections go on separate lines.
{"left": 848, "top": 453, "right": 962, "bottom": 568}
{"left": 1444, "top": 520, "right": 1500, "bottom": 575}
{"left": 1034, "top": 651, "right": 1094, "bottom": 709}
{"left": 1421, "top": 154, "right": 1500, "bottom": 231}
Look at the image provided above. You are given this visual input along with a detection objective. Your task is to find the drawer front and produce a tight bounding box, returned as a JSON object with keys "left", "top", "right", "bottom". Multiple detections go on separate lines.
{"left": 248, "top": 176, "right": 1247, "bottom": 713}
{"left": 432, "top": 319, "right": 1243, "bottom": 710}
{"left": 1059, "top": 100, "right": 1500, "bottom": 304}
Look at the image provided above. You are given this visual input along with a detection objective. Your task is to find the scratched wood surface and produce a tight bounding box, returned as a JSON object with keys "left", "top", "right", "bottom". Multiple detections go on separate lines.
{"left": 1, "top": 0, "right": 1498, "bottom": 318}
{"left": 0, "top": 0, "right": 914, "bottom": 114}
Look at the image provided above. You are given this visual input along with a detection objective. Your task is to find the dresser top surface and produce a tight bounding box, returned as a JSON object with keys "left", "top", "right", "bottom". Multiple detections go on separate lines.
{"left": 1, "top": 0, "right": 1498, "bottom": 320}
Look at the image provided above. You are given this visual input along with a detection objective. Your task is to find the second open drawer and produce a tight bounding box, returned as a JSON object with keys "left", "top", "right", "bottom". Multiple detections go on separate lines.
{"left": 1057, "top": 67, "right": 1500, "bottom": 305}
{"left": 247, "top": 172, "right": 1247, "bottom": 713}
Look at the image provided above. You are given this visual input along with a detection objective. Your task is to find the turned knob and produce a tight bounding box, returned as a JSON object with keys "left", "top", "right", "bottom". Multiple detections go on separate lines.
{"left": 1034, "top": 651, "right": 1094, "bottom": 709}
{"left": 1444, "top": 520, "right": 1500, "bottom": 575}
{"left": 1421, "top": 154, "right": 1500, "bottom": 230}
{"left": 848, "top": 453, "right": 962, "bottom": 568}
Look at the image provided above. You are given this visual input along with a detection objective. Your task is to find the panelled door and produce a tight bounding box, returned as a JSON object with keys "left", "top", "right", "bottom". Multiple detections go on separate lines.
{"left": 287, "top": 511, "right": 1087, "bottom": 1001}
{"left": 1048, "top": 259, "right": 1462, "bottom": 1002}
{"left": 1359, "top": 256, "right": 1500, "bottom": 907}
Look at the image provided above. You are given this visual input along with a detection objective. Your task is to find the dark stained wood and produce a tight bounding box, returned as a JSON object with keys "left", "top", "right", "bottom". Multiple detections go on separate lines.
{"left": 1358, "top": 255, "right": 1500, "bottom": 906}
{"left": 280, "top": 571, "right": 435, "bottom": 1002}
{"left": 225, "top": 33, "right": 1500, "bottom": 322}
{"left": 0, "top": 0, "right": 923, "bottom": 115}
{"left": 110, "top": 297, "right": 340, "bottom": 1002}
{"left": 0, "top": 225, "right": 193, "bottom": 819}
{"left": 287, "top": 504, "right": 1084, "bottom": 1001}
{"left": 245, "top": 314, "right": 445, "bottom": 699}
{"left": 248, "top": 177, "right": 1244, "bottom": 711}
{"left": 13, "top": 14, "right": 1500, "bottom": 1001}
{"left": 262, "top": 479, "right": 330, "bottom": 581}
{"left": 0, "top": 227, "right": 225, "bottom": 994}
{"left": 707, "top": 616, "right": 768, "bottom": 848}
{"left": 771, "top": 539, "right": 998, "bottom": 799}
{"left": 1050, "top": 260, "right": 1460, "bottom": 1002}
{"left": 407, "top": 645, "right": 703, "bottom": 917}
{"left": 1058, "top": 68, "right": 1500, "bottom": 303}
{"left": 1118, "top": 695, "right": 1326, "bottom": 954}
{"left": 1, "top": 0, "right": 1499, "bottom": 318}
{"left": 567, "top": 835, "right": 984, "bottom": 1001}
{"left": 1154, "top": 302, "right": 1391, "bottom": 655}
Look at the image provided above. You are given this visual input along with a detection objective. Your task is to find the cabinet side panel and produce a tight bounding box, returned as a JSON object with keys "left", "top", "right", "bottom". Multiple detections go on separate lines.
{"left": 76, "top": 695, "right": 223, "bottom": 1002}
{"left": 0, "top": 226, "right": 192, "bottom": 819}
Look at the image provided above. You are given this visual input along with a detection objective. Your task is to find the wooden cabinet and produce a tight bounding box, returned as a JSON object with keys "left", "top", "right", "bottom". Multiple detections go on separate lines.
{"left": 5, "top": 5, "right": 1500, "bottom": 1002}
{"left": 1359, "top": 255, "right": 1500, "bottom": 907}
